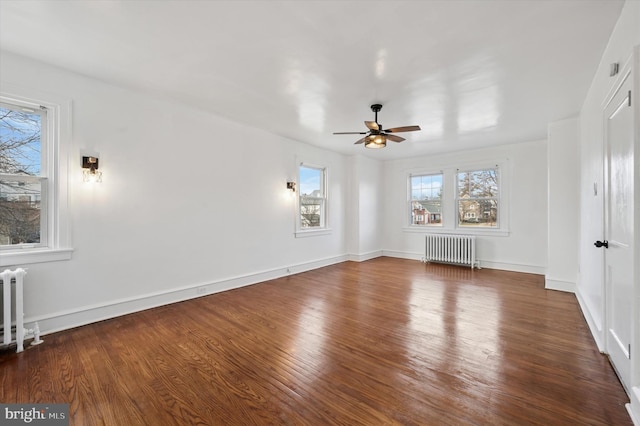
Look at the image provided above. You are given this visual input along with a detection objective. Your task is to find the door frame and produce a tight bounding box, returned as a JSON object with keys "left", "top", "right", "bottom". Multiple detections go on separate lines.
{"left": 607, "top": 46, "right": 640, "bottom": 422}
{"left": 602, "top": 58, "right": 634, "bottom": 391}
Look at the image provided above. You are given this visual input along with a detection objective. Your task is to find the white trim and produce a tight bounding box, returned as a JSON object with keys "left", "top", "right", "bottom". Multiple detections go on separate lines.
{"left": 454, "top": 165, "right": 505, "bottom": 232}
{"left": 544, "top": 277, "right": 576, "bottom": 293}
{"left": 295, "top": 228, "right": 332, "bottom": 238}
{"left": 626, "top": 387, "right": 640, "bottom": 425}
{"left": 0, "top": 248, "right": 73, "bottom": 267}
{"left": 404, "top": 160, "right": 509, "bottom": 236}
{"left": 382, "top": 249, "right": 424, "bottom": 261}
{"left": 26, "top": 254, "right": 348, "bottom": 336}
{"left": 382, "top": 250, "right": 546, "bottom": 275}
{"left": 382, "top": 250, "right": 545, "bottom": 274}
{"left": 347, "top": 250, "right": 383, "bottom": 262}
{"left": 0, "top": 83, "right": 72, "bottom": 263}
{"left": 402, "top": 226, "right": 510, "bottom": 237}
{"left": 296, "top": 161, "right": 329, "bottom": 233}
{"left": 575, "top": 286, "right": 605, "bottom": 352}
{"left": 477, "top": 260, "right": 545, "bottom": 275}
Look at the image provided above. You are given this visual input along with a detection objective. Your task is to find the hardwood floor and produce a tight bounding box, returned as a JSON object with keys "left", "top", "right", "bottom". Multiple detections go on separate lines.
{"left": 0, "top": 258, "right": 631, "bottom": 425}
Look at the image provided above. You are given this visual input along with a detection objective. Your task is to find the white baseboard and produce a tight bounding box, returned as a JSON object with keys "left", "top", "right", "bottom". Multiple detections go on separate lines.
{"left": 381, "top": 250, "right": 423, "bottom": 261}
{"left": 25, "top": 254, "right": 348, "bottom": 337}
{"left": 382, "top": 250, "right": 545, "bottom": 274}
{"left": 477, "top": 260, "right": 545, "bottom": 275}
{"left": 627, "top": 387, "right": 640, "bottom": 425}
{"left": 347, "top": 250, "right": 383, "bottom": 262}
{"left": 545, "top": 277, "right": 576, "bottom": 293}
{"left": 19, "top": 252, "right": 549, "bottom": 340}
{"left": 575, "top": 287, "right": 605, "bottom": 352}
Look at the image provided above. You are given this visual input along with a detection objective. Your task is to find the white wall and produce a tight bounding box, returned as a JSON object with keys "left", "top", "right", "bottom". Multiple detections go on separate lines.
{"left": 576, "top": 1, "right": 640, "bottom": 421}
{"left": 381, "top": 140, "right": 548, "bottom": 274}
{"left": 547, "top": 117, "right": 579, "bottom": 292}
{"left": 1, "top": 52, "right": 348, "bottom": 333}
{"left": 1, "top": 50, "right": 552, "bottom": 337}
{"left": 346, "top": 155, "right": 383, "bottom": 261}
{"left": 578, "top": 0, "right": 640, "bottom": 352}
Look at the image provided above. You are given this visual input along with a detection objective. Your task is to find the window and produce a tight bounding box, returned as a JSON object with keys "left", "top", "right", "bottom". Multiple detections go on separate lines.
{"left": 409, "top": 173, "right": 443, "bottom": 226}
{"left": 0, "top": 101, "right": 47, "bottom": 248}
{"left": 0, "top": 89, "right": 72, "bottom": 266}
{"left": 297, "top": 164, "right": 328, "bottom": 233}
{"left": 405, "top": 163, "right": 507, "bottom": 236}
{"left": 456, "top": 167, "right": 499, "bottom": 228}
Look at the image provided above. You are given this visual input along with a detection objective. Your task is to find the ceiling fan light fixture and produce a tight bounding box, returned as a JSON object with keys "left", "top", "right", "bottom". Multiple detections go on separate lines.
{"left": 365, "top": 137, "right": 386, "bottom": 149}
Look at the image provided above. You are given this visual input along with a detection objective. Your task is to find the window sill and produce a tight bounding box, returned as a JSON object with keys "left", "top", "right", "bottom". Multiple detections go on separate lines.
{"left": 295, "top": 228, "right": 332, "bottom": 238}
{"left": 402, "top": 227, "right": 510, "bottom": 237}
{"left": 0, "top": 248, "right": 74, "bottom": 267}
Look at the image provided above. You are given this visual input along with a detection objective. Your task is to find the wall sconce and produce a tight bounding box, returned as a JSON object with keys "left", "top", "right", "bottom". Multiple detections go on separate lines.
{"left": 82, "top": 156, "right": 102, "bottom": 183}
{"left": 286, "top": 181, "right": 296, "bottom": 192}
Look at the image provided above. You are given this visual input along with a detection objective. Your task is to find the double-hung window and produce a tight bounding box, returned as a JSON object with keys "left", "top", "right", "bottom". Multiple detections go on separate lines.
{"left": 0, "top": 101, "right": 47, "bottom": 247}
{"left": 405, "top": 163, "right": 506, "bottom": 235}
{"left": 409, "top": 173, "right": 443, "bottom": 226}
{"left": 0, "top": 89, "right": 72, "bottom": 266}
{"left": 456, "top": 167, "right": 499, "bottom": 228}
{"left": 297, "top": 164, "right": 327, "bottom": 233}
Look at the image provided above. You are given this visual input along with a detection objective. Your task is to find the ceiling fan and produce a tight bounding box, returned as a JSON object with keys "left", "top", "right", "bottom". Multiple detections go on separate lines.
{"left": 333, "top": 104, "right": 421, "bottom": 149}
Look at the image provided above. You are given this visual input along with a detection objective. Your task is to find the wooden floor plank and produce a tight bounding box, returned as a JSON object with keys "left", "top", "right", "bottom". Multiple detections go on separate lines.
{"left": 0, "top": 258, "right": 631, "bottom": 425}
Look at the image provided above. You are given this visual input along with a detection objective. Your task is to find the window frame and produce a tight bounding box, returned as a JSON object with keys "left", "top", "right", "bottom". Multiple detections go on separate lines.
{"left": 403, "top": 161, "right": 509, "bottom": 237}
{"left": 0, "top": 86, "right": 73, "bottom": 266}
{"left": 0, "top": 101, "right": 49, "bottom": 249}
{"left": 455, "top": 166, "right": 501, "bottom": 230}
{"left": 408, "top": 171, "right": 444, "bottom": 228}
{"left": 295, "top": 162, "right": 331, "bottom": 238}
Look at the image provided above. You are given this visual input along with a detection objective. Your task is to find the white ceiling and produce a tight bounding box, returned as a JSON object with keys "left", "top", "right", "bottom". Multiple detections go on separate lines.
{"left": 0, "top": 0, "right": 624, "bottom": 160}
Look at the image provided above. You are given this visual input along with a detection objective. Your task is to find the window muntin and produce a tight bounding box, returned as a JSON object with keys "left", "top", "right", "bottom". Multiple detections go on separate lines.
{"left": 410, "top": 173, "right": 443, "bottom": 226}
{"left": 299, "top": 165, "right": 326, "bottom": 229}
{"left": 0, "top": 88, "right": 72, "bottom": 266}
{"left": 456, "top": 168, "right": 499, "bottom": 228}
{"left": 0, "top": 102, "right": 48, "bottom": 248}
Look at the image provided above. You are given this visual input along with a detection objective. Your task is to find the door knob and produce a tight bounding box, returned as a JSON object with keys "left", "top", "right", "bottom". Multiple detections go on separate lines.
{"left": 594, "top": 240, "right": 609, "bottom": 248}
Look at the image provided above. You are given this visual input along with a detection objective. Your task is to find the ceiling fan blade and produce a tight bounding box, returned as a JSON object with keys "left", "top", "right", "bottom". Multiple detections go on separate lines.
{"left": 354, "top": 136, "right": 368, "bottom": 144}
{"left": 365, "top": 121, "right": 379, "bottom": 131}
{"left": 384, "top": 125, "right": 421, "bottom": 133}
{"left": 385, "top": 134, "right": 405, "bottom": 143}
{"left": 333, "top": 131, "right": 368, "bottom": 135}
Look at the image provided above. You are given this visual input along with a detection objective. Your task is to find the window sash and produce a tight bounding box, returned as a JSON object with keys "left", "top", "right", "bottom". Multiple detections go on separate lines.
{"left": 409, "top": 173, "right": 443, "bottom": 227}
{"left": 1, "top": 99, "right": 49, "bottom": 249}
{"left": 0, "top": 176, "right": 48, "bottom": 248}
{"left": 455, "top": 167, "right": 500, "bottom": 229}
{"left": 297, "top": 163, "right": 327, "bottom": 232}
{"left": 300, "top": 197, "right": 325, "bottom": 228}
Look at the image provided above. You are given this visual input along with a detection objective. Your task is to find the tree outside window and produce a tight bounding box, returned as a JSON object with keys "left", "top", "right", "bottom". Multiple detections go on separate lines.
{"left": 0, "top": 103, "right": 46, "bottom": 247}
{"left": 456, "top": 168, "right": 499, "bottom": 228}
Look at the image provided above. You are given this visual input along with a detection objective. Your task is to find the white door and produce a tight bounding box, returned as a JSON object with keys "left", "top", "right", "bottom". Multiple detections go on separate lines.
{"left": 603, "top": 69, "right": 634, "bottom": 391}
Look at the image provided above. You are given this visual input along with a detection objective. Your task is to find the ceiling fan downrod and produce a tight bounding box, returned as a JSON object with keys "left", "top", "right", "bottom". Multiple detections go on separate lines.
{"left": 371, "top": 104, "right": 382, "bottom": 124}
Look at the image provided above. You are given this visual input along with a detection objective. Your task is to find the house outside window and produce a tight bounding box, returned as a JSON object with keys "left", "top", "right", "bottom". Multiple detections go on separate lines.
{"left": 0, "top": 89, "right": 72, "bottom": 267}
{"left": 0, "top": 101, "right": 47, "bottom": 248}
{"left": 405, "top": 162, "right": 507, "bottom": 236}
{"left": 456, "top": 167, "right": 499, "bottom": 228}
{"left": 298, "top": 164, "right": 327, "bottom": 231}
{"left": 409, "top": 173, "right": 443, "bottom": 226}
